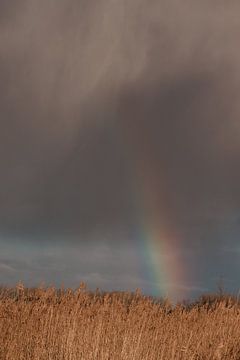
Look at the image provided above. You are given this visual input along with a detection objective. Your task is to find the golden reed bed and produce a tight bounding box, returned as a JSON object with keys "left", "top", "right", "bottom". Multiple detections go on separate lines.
{"left": 0, "top": 284, "right": 240, "bottom": 359}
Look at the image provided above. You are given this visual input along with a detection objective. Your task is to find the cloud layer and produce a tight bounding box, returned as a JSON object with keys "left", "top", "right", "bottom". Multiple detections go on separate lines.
{"left": 1, "top": 0, "right": 240, "bottom": 297}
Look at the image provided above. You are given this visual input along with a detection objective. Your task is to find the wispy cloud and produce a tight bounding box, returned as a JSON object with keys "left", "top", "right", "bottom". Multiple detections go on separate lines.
{"left": 0, "top": 262, "right": 16, "bottom": 273}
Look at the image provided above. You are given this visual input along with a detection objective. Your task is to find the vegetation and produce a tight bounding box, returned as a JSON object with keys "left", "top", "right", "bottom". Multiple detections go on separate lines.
{"left": 1, "top": 283, "right": 240, "bottom": 359}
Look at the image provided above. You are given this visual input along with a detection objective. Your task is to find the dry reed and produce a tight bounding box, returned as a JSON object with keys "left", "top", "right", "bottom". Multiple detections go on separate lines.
{"left": 0, "top": 284, "right": 240, "bottom": 359}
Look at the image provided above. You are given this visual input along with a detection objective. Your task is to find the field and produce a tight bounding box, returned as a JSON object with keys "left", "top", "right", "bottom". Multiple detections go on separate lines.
{"left": 0, "top": 284, "right": 240, "bottom": 359}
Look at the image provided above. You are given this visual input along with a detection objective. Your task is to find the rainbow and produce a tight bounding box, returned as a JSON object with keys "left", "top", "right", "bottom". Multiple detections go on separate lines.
{"left": 118, "top": 119, "right": 189, "bottom": 301}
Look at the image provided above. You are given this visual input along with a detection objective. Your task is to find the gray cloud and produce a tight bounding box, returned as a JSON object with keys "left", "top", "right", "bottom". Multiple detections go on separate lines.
{"left": 1, "top": 0, "right": 240, "bottom": 297}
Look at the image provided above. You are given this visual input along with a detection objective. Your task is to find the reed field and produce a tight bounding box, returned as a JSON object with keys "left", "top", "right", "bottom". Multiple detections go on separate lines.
{"left": 0, "top": 284, "right": 240, "bottom": 360}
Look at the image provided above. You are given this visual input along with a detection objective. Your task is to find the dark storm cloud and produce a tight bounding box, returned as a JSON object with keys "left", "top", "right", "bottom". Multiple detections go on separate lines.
{"left": 117, "top": 67, "right": 240, "bottom": 293}
{"left": 119, "top": 72, "right": 240, "bottom": 228}
{"left": 0, "top": 0, "right": 240, "bottom": 253}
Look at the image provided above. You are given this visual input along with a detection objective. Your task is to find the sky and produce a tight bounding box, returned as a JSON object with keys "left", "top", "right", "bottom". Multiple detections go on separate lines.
{"left": 0, "top": 0, "right": 240, "bottom": 301}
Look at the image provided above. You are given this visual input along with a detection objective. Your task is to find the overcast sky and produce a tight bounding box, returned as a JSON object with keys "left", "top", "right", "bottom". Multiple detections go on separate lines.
{"left": 0, "top": 0, "right": 240, "bottom": 301}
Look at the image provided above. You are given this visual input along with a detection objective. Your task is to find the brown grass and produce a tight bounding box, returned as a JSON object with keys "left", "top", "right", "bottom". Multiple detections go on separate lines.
{"left": 0, "top": 283, "right": 240, "bottom": 359}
